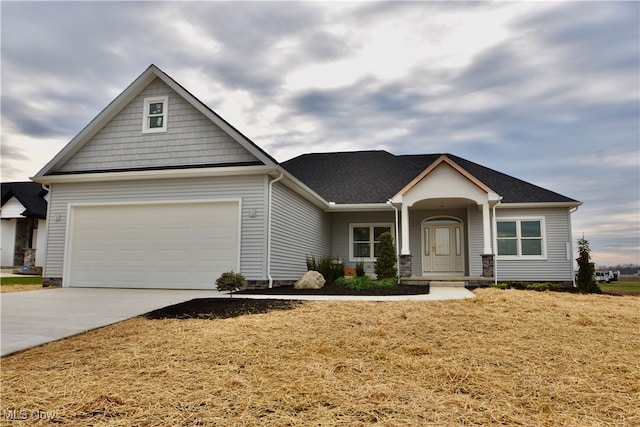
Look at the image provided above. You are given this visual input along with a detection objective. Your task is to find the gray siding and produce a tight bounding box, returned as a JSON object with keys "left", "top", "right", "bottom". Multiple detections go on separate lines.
{"left": 270, "top": 182, "right": 330, "bottom": 280}
{"left": 495, "top": 207, "right": 574, "bottom": 282}
{"left": 44, "top": 175, "right": 267, "bottom": 281}
{"left": 467, "top": 207, "right": 484, "bottom": 276}
{"left": 330, "top": 211, "right": 396, "bottom": 275}
{"left": 58, "top": 78, "right": 259, "bottom": 173}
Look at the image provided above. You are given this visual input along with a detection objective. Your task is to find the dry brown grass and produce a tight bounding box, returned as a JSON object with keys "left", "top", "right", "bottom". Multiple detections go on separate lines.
{"left": 0, "top": 285, "right": 47, "bottom": 293}
{"left": 2, "top": 288, "right": 639, "bottom": 426}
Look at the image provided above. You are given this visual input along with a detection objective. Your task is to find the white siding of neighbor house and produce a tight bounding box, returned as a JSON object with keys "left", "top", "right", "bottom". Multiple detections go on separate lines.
{"left": 58, "top": 78, "right": 259, "bottom": 173}
{"left": 270, "top": 182, "right": 330, "bottom": 280}
{"left": 330, "top": 211, "right": 396, "bottom": 276}
{"left": 495, "top": 207, "right": 574, "bottom": 282}
{"left": 43, "top": 175, "right": 268, "bottom": 281}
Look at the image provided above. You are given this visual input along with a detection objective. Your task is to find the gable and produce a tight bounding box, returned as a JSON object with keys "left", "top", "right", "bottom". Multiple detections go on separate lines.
{"left": 0, "top": 182, "right": 48, "bottom": 218}
{"left": 0, "top": 197, "right": 27, "bottom": 218}
{"left": 54, "top": 78, "right": 261, "bottom": 173}
{"left": 35, "top": 65, "right": 277, "bottom": 178}
{"left": 399, "top": 160, "right": 494, "bottom": 207}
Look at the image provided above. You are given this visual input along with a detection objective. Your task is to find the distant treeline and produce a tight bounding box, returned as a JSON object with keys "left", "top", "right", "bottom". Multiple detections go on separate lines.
{"left": 595, "top": 264, "right": 640, "bottom": 274}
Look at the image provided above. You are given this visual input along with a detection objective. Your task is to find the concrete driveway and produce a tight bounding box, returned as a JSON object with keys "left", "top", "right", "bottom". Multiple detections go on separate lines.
{"left": 1, "top": 288, "right": 224, "bottom": 356}
{"left": 1, "top": 286, "right": 474, "bottom": 357}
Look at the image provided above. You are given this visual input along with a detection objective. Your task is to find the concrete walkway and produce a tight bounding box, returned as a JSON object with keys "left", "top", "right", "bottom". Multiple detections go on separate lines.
{"left": 1, "top": 286, "right": 474, "bottom": 357}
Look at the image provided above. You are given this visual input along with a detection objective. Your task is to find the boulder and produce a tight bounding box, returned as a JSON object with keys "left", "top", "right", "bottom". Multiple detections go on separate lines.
{"left": 294, "top": 270, "right": 326, "bottom": 290}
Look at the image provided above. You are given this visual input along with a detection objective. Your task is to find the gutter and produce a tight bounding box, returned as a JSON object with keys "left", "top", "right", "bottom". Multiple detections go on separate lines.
{"left": 267, "top": 171, "right": 284, "bottom": 288}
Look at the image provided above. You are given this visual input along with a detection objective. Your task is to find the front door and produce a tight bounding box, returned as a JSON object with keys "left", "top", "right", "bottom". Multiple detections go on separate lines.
{"left": 422, "top": 218, "right": 464, "bottom": 274}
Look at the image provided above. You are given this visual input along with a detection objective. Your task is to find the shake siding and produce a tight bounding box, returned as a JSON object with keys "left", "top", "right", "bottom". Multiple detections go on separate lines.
{"left": 495, "top": 207, "right": 573, "bottom": 282}
{"left": 43, "top": 176, "right": 267, "bottom": 280}
{"left": 59, "top": 78, "right": 258, "bottom": 173}
{"left": 270, "top": 183, "right": 330, "bottom": 280}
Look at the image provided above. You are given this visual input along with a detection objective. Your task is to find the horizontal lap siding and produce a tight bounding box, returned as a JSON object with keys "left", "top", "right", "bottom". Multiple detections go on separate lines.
{"left": 467, "top": 208, "right": 484, "bottom": 276}
{"left": 270, "top": 183, "right": 330, "bottom": 280}
{"left": 496, "top": 207, "right": 573, "bottom": 282}
{"left": 59, "top": 79, "right": 258, "bottom": 173}
{"left": 44, "top": 176, "right": 267, "bottom": 280}
{"left": 330, "top": 211, "right": 396, "bottom": 275}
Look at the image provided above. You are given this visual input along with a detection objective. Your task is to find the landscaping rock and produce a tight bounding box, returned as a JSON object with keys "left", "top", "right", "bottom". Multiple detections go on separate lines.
{"left": 294, "top": 271, "right": 326, "bottom": 290}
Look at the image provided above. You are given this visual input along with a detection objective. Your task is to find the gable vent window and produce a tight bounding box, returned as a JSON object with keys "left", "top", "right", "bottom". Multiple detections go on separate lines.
{"left": 142, "top": 96, "right": 168, "bottom": 133}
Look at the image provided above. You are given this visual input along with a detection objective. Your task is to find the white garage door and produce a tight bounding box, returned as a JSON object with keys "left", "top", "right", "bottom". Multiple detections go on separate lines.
{"left": 66, "top": 201, "right": 239, "bottom": 289}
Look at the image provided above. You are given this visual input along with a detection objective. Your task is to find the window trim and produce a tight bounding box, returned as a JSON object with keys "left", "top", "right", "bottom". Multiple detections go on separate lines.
{"left": 496, "top": 217, "right": 546, "bottom": 260}
{"left": 142, "top": 96, "right": 168, "bottom": 133}
{"left": 349, "top": 223, "right": 394, "bottom": 262}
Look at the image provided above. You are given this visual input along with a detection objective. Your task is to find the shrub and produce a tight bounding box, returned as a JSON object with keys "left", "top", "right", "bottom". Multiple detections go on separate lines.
{"left": 576, "top": 237, "right": 600, "bottom": 293}
{"left": 215, "top": 271, "right": 247, "bottom": 298}
{"left": 306, "top": 255, "right": 344, "bottom": 284}
{"left": 374, "top": 232, "right": 397, "bottom": 280}
{"left": 335, "top": 276, "right": 398, "bottom": 291}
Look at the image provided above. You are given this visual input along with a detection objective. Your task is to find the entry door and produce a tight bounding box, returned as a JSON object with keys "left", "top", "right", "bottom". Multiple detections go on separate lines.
{"left": 422, "top": 219, "right": 464, "bottom": 274}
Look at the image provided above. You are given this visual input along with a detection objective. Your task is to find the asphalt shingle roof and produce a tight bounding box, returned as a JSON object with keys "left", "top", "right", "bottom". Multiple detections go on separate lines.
{"left": 1, "top": 182, "right": 48, "bottom": 218}
{"left": 282, "top": 151, "right": 579, "bottom": 205}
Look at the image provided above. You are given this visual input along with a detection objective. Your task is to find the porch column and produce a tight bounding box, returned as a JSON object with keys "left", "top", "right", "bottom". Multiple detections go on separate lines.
{"left": 400, "top": 203, "right": 410, "bottom": 255}
{"left": 482, "top": 202, "right": 492, "bottom": 254}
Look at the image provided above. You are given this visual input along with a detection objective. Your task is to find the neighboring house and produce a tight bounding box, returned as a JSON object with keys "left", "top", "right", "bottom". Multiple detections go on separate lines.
{"left": 33, "top": 65, "right": 581, "bottom": 289}
{"left": 1, "top": 182, "right": 48, "bottom": 268}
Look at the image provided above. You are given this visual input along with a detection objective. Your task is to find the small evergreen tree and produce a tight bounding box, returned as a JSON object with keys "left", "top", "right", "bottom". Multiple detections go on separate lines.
{"left": 576, "top": 237, "right": 599, "bottom": 293}
{"left": 216, "top": 271, "right": 247, "bottom": 298}
{"left": 374, "top": 232, "right": 397, "bottom": 280}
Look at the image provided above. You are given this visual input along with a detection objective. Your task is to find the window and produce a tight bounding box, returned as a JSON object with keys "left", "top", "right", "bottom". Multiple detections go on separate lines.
{"left": 350, "top": 224, "right": 393, "bottom": 261}
{"left": 497, "top": 219, "right": 545, "bottom": 258}
{"left": 142, "top": 96, "right": 168, "bottom": 133}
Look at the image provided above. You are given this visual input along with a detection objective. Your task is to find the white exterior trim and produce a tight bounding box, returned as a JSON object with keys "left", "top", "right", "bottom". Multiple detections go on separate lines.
{"left": 142, "top": 95, "right": 168, "bottom": 133}
{"left": 62, "top": 198, "right": 241, "bottom": 288}
{"left": 33, "top": 165, "right": 277, "bottom": 184}
{"left": 495, "top": 216, "right": 547, "bottom": 260}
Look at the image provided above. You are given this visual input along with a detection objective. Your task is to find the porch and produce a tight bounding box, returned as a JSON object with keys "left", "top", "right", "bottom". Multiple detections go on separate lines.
{"left": 400, "top": 275, "right": 494, "bottom": 288}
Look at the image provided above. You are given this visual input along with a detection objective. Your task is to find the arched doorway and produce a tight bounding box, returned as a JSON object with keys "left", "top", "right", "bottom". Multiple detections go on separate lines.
{"left": 421, "top": 217, "right": 464, "bottom": 274}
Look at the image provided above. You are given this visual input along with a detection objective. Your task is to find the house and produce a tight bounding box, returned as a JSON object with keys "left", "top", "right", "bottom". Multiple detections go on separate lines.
{"left": 33, "top": 65, "right": 581, "bottom": 289}
{"left": 1, "top": 182, "right": 48, "bottom": 270}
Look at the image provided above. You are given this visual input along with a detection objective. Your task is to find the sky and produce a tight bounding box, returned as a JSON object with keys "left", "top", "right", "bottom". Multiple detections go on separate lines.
{"left": 1, "top": 1, "right": 638, "bottom": 267}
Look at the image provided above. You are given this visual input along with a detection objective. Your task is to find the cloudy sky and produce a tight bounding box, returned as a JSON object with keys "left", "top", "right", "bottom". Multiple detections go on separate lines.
{"left": 1, "top": 1, "right": 638, "bottom": 266}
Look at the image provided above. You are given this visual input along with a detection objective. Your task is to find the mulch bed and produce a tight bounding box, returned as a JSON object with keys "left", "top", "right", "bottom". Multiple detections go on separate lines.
{"left": 236, "top": 282, "right": 431, "bottom": 296}
{"left": 145, "top": 283, "right": 431, "bottom": 320}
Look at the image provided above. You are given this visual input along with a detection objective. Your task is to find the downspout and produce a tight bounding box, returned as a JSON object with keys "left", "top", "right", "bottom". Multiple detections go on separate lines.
{"left": 267, "top": 170, "right": 284, "bottom": 288}
{"left": 492, "top": 197, "right": 503, "bottom": 285}
{"left": 387, "top": 200, "right": 400, "bottom": 277}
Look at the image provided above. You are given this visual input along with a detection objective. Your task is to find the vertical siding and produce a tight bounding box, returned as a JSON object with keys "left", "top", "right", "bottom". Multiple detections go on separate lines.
{"left": 495, "top": 207, "right": 574, "bottom": 282}
{"left": 44, "top": 175, "right": 267, "bottom": 281}
{"left": 59, "top": 78, "right": 259, "bottom": 173}
{"left": 330, "top": 211, "right": 396, "bottom": 275}
{"left": 270, "top": 183, "right": 330, "bottom": 280}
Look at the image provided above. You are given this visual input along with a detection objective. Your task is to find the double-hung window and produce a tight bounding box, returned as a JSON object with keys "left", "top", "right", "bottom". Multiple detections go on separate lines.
{"left": 142, "top": 96, "right": 168, "bottom": 133}
{"left": 350, "top": 224, "right": 394, "bottom": 261}
{"left": 497, "top": 218, "right": 545, "bottom": 258}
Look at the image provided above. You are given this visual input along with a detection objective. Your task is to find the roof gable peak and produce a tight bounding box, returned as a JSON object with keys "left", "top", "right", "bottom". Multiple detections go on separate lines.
{"left": 394, "top": 154, "right": 496, "bottom": 199}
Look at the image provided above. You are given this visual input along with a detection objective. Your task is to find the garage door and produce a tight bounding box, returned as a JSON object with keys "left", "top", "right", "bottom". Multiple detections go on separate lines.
{"left": 65, "top": 201, "right": 239, "bottom": 289}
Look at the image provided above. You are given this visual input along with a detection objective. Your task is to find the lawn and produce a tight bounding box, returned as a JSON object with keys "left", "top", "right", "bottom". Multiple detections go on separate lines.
{"left": 0, "top": 276, "right": 45, "bottom": 293}
{"left": 1, "top": 288, "right": 639, "bottom": 426}
{"left": 599, "top": 275, "right": 640, "bottom": 296}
